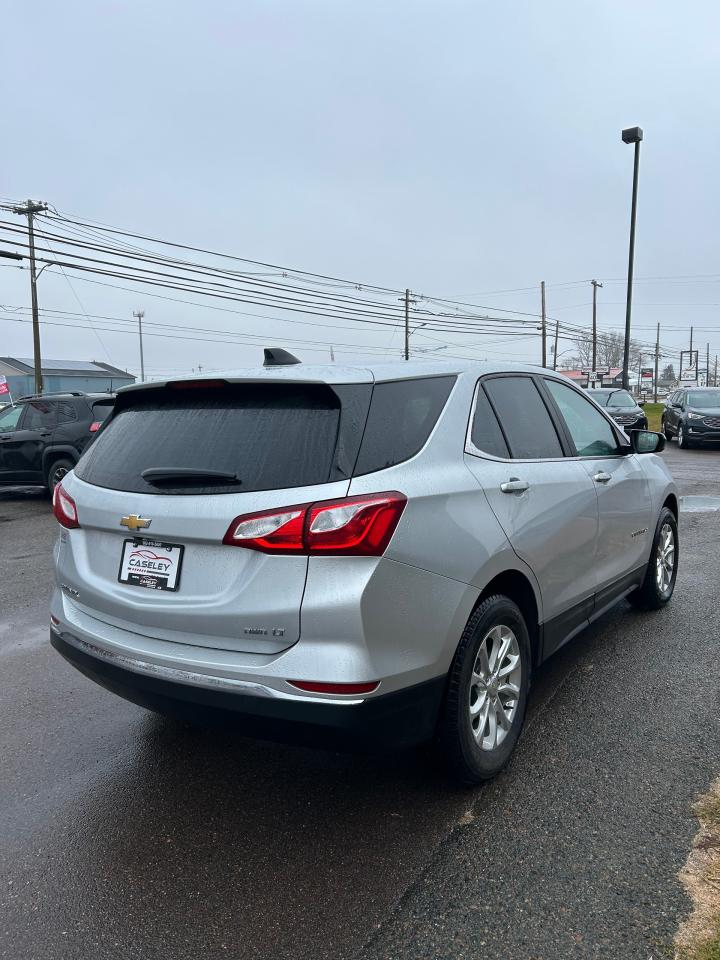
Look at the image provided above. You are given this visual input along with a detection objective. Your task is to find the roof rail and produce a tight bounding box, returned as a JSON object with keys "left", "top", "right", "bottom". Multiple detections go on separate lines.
{"left": 17, "top": 390, "right": 87, "bottom": 401}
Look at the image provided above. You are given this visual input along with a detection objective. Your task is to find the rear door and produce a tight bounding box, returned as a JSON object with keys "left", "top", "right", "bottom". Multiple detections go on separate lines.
{"left": 464, "top": 375, "right": 599, "bottom": 629}
{"left": 542, "top": 377, "right": 652, "bottom": 596}
{"left": 62, "top": 379, "right": 372, "bottom": 655}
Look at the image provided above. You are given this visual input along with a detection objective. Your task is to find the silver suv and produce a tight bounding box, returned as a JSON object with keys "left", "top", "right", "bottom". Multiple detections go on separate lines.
{"left": 50, "top": 355, "right": 678, "bottom": 782}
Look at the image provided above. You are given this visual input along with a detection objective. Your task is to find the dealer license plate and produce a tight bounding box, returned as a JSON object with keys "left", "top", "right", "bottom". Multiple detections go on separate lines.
{"left": 118, "top": 538, "right": 184, "bottom": 592}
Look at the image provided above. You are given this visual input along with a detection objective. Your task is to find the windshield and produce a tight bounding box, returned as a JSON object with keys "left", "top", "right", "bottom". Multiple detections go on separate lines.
{"left": 587, "top": 390, "right": 636, "bottom": 408}
{"left": 687, "top": 390, "right": 720, "bottom": 407}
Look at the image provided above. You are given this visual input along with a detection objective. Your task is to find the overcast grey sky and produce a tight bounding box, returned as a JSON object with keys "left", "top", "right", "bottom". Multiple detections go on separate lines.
{"left": 2, "top": 0, "right": 719, "bottom": 377}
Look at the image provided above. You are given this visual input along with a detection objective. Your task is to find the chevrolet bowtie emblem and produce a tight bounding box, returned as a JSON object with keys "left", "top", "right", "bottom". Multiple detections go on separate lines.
{"left": 120, "top": 514, "right": 152, "bottom": 531}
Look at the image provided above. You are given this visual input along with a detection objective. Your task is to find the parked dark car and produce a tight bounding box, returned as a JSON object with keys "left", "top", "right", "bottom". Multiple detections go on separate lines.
{"left": 0, "top": 391, "right": 114, "bottom": 492}
{"left": 585, "top": 388, "right": 648, "bottom": 433}
{"left": 662, "top": 387, "right": 720, "bottom": 448}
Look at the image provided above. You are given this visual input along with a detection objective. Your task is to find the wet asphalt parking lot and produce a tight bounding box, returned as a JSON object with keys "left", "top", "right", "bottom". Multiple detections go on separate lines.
{"left": 1, "top": 442, "right": 719, "bottom": 960}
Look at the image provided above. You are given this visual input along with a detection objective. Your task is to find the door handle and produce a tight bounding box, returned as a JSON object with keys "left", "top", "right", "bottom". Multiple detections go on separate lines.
{"left": 500, "top": 478, "right": 529, "bottom": 493}
{"left": 593, "top": 471, "right": 612, "bottom": 483}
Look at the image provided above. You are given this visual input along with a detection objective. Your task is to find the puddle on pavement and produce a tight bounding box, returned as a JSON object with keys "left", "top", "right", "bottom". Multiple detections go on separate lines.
{"left": 680, "top": 496, "right": 720, "bottom": 512}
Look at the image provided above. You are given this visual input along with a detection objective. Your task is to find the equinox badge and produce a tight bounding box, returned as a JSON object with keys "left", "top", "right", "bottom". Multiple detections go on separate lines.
{"left": 120, "top": 514, "right": 152, "bottom": 531}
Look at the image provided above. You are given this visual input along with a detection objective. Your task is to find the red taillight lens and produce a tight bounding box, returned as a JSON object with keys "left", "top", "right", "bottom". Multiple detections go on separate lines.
{"left": 89, "top": 421, "right": 102, "bottom": 433}
{"left": 52, "top": 482, "right": 80, "bottom": 529}
{"left": 288, "top": 680, "right": 379, "bottom": 695}
{"left": 223, "top": 492, "right": 406, "bottom": 556}
{"left": 306, "top": 493, "right": 407, "bottom": 555}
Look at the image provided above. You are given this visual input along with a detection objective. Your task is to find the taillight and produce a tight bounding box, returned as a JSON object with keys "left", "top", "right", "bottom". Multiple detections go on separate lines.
{"left": 223, "top": 492, "right": 406, "bottom": 556}
{"left": 89, "top": 421, "right": 102, "bottom": 432}
{"left": 52, "top": 482, "right": 80, "bottom": 529}
{"left": 222, "top": 504, "right": 310, "bottom": 553}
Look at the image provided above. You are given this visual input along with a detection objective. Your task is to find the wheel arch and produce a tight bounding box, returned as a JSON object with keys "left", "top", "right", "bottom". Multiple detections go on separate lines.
{"left": 663, "top": 492, "right": 679, "bottom": 521}
{"left": 475, "top": 569, "right": 541, "bottom": 669}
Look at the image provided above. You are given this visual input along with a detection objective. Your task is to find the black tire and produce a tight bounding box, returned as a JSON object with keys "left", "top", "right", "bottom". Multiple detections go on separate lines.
{"left": 627, "top": 507, "right": 678, "bottom": 610}
{"left": 440, "top": 595, "right": 531, "bottom": 784}
{"left": 662, "top": 417, "right": 673, "bottom": 440}
{"left": 46, "top": 457, "right": 75, "bottom": 494}
{"left": 677, "top": 423, "right": 692, "bottom": 449}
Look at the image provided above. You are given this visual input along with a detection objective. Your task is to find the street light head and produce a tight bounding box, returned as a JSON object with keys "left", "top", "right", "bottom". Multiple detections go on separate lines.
{"left": 622, "top": 126, "right": 643, "bottom": 144}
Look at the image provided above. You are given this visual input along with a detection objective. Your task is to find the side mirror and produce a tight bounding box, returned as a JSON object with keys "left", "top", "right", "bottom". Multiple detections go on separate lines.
{"left": 630, "top": 429, "right": 665, "bottom": 454}
{"left": 637, "top": 399, "right": 646, "bottom": 407}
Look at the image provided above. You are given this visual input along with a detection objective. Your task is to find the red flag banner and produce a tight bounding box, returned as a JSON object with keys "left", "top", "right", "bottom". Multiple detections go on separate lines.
{"left": 0, "top": 376, "right": 9, "bottom": 397}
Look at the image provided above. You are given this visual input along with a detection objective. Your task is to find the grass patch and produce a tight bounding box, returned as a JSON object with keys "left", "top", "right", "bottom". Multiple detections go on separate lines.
{"left": 677, "top": 781, "right": 720, "bottom": 960}
{"left": 643, "top": 402, "right": 665, "bottom": 432}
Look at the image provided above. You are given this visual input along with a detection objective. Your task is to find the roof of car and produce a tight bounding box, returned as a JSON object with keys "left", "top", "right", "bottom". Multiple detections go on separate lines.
{"left": 116, "top": 358, "right": 567, "bottom": 395}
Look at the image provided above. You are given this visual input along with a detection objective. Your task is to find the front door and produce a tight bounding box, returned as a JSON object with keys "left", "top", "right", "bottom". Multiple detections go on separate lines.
{"left": 0, "top": 400, "right": 57, "bottom": 481}
{"left": 542, "top": 378, "right": 653, "bottom": 599}
{"left": 0, "top": 404, "right": 29, "bottom": 482}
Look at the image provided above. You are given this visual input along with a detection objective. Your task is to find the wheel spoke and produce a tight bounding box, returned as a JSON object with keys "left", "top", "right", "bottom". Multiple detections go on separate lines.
{"left": 495, "top": 701, "right": 511, "bottom": 732}
{"left": 469, "top": 689, "right": 487, "bottom": 716}
{"left": 498, "top": 680, "right": 520, "bottom": 698}
{"left": 484, "top": 706, "right": 498, "bottom": 749}
{"left": 473, "top": 700, "right": 490, "bottom": 741}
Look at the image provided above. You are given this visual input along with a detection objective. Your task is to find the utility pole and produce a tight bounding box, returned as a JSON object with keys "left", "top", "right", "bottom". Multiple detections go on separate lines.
{"left": 540, "top": 281, "right": 547, "bottom": 367}
{"left": 591, "top": 280, "right": 603, "bottom": 375}
{"left": 398, "top": 289, "right": 415, "bottom": 360}
{"left": 553, "top": 319, "right": 559, "bottom": 370}
{"left": 12, "top": 199, "right": 48, "bottom": 394}
{"left": 404, "top": 289, "right": 411, "bottom": 360}
{"left": 133, "top": 311, "right": 145, "bottom": 382}
{"left": 653, "top": 321, "right": 660, "bottom": 403}
{"left": 329, "top": 344, "right": 335, "bottom": 362}
{"left": 706, "top": 342, "right": 710, "bottom": 387}
{"left": 715, "top": 355, "right": 718, "bottom": 387}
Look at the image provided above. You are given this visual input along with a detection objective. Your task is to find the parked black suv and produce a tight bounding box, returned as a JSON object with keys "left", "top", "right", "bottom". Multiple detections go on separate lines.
{"left": 0, "top": 392, "right": 114, "bottom": 492}
{"left": 586, "top": 388, "right": 648, "bottom": 432}
{"left": 662, "top": 386, "right": 720, "bottom": 448}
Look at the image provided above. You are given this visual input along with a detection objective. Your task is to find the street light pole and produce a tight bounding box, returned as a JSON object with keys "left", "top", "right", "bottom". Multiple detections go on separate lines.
{"left": 133, "top": 310, "right": 145, "bottom": 381}
{"left": 621, "top": 127, "right": 643, "bottom": 392}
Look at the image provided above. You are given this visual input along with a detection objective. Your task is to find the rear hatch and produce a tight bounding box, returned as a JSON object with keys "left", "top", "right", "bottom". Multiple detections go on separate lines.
{"left": 65, "top": 378, "right": 372, "bottom": 654}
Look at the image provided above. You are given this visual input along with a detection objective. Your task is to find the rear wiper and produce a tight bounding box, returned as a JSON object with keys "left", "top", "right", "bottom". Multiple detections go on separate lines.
{"left": 141, "top": 467, "right": 241, "bottom": 486}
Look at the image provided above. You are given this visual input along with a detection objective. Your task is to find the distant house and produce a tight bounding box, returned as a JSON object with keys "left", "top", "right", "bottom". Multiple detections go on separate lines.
{"left": 0, "top": 357, "right": 135, "bottom": 398}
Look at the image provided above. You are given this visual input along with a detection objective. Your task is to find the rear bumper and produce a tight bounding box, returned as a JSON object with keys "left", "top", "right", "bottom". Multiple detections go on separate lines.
{"left": 51, "top": 630, "right": 446, "bottom": 752}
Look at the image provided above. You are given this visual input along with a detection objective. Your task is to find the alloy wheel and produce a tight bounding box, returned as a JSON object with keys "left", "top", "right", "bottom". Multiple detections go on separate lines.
{"left": 52, "top": 465, "right": 69, "bottom": 488}
{"left": 469, "top": 624, "right": 522, "bottom": 751}
{"left": 655, "top": 522, "right": 676, "bottom": 595}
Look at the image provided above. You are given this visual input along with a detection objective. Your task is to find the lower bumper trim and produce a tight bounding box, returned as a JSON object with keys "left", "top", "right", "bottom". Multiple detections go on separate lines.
{"left": 51, "top": 630, "right": 447, "bottom": 752}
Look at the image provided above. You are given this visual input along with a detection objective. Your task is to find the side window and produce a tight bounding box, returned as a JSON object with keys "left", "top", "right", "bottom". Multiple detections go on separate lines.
{"left": 354, "top": 376, "right": 456, "bottom": 475}
{"left": 483, "top": 376, "right": 564, "bottom": 459}
{"left": 57, "top": 401, "right": 79, "bottom": 423}
{"left": 23, "top": 400, "right": 58, "bottom": 431}
{"left": 0, "top": 404, "right": 24, "bottom": 434}
{"left": 544, "top": 379, "right": 619, "bottom": 457}
{"left": 469, "top": 384, "right": 510, "bottom": 458}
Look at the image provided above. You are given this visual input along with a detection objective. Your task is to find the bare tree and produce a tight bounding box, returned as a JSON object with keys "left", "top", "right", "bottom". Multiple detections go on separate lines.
{"left": 568, "top": 330, "right": 642, "bottom": 370}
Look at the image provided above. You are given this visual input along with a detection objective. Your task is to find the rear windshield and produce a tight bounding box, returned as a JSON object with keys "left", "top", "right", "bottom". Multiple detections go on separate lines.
{"left": 75, "top": 376, "right": 455, "bottom": 495}
{"left": 76, "top": 383, "right": 368, "bottom": 495}
{"left": 91, "top": 399, "right": 115, "bottom": 421}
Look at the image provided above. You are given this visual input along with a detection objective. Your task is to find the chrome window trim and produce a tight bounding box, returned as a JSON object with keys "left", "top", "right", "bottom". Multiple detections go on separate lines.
{"left": 464, "top": 374, "right": 631, "bottom": 464}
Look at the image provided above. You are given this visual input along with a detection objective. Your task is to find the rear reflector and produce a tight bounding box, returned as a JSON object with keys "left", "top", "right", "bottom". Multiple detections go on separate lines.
{"left": 89, "top": 421, "right": 103, "bottom": 433}
{"left": 223, "top": 492, "right": 407, "bottom": 556}
{"left": 288, "top": 680, "right": 379, "bottom": 695}
{"left": 52, "top": 482, "right": 80, "bottom": 529}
